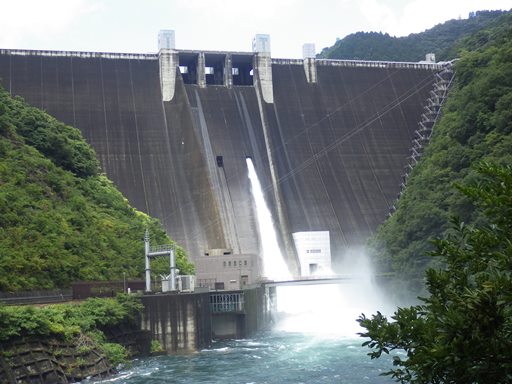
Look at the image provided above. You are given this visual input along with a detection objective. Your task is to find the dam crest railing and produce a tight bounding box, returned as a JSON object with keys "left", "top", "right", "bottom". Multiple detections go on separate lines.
{"left": 2, "top": 48, "right": 448, "bottom": 71}
{"left": 272, "top": 57, "right": 447, "bottom": 70}
{"left": 0, "top": 48, "right": 158, "bottom": 60}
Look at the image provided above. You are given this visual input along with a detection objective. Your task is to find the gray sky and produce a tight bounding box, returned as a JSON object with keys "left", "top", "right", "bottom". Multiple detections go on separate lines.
{"left": 1, "top": 0, "right": 511, "bottom": 58}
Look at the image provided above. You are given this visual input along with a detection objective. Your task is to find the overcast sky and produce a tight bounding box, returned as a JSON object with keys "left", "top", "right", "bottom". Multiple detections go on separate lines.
{"left": 1, "top": 0, "right": 511, "bottom": 58}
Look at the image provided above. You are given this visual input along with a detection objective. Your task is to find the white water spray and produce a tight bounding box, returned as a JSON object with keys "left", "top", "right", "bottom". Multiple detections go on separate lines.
{"left": 246, "top": 158, "right": 291, "bottom": 281}
{"left": 274, "top": 248, "right": 393, "bottom": 337}
{"left": 246, "top": 158, "right": 391, "bottom": 337}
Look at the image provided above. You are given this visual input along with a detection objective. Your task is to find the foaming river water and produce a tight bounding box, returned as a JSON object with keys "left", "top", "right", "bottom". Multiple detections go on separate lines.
{"left": 84, "top": 278, "right": 397, "bottom": 384}
{"left": 84, "top": 259, "right": 396, "bottom": 383}
{"left": 86, "top": 331, "right": 394, "bottom": 384}
{"left": 85, "top": 275, "right": 395, "bottom": 383}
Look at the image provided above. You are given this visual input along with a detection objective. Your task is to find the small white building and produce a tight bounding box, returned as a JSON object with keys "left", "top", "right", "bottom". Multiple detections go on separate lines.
{"left": 292, "top": 231, "right": 331, "bottom": 277}
{"left": 252, "top": 34, "right": 271, "bottom": 54}
{"left": 302, "top": 43, "right": 316, "bottom": 59}
{"left": 158, "top": 30, "right": 176, "bottom": 50}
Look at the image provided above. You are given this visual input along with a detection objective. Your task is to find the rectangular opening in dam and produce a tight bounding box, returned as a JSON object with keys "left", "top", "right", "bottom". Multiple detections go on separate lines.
{"left": 232, "top": 54, "right": 253, "bottom": 86}
{"left": 179, "top": 52, "right": 199, "bottom": 84}
{"left": 205, "top": 53, "right": 225, "bottom": 85}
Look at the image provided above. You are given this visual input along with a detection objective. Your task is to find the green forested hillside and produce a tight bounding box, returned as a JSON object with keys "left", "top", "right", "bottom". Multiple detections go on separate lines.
{"left": 360, "top": 163, "right": 512, "bottom": 382}
{"left": 0, "top": 88, "right": 193, "bottom": 291}
{"left": 319, "top": 10, "right": 508, "bottom": 61}
{"left": 370, "top": 13, "right": 512, "bottom": 291}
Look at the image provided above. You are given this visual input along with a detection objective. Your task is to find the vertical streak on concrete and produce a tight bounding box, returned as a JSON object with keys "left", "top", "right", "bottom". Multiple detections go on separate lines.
{"left": 254, "top": 53, "right": 273, "bottom": 103}
{"left": 253, "top": 59, "right": 299, "bottom": 276}
{"left": 159, "top": 89, "right": 180, "bottom": 219}
{"left": 98, "top": 58, "right": 111, "bottom": 169}
{"left": 39, "top": 56, "right": 44, "bottom": 109}
{"left": 159, "top": 49, "right": 177, "bottom": 102}
{"left": 193, "top": 89, "right": 239, "bottom": 252}
{"left": 303, "top": 58, "right": 317, "bottom": 83}
{"left": 218, "top": 165, "right": 242, "bottom": 254}
{"left": 197, "top": 52, "right": 206, "bottom": 88}
{"left": 128, "top": 60, "right": 150, "bottom": 213}
{"left": 70, "top": 57, "right": 76, "bottom": 127}
{"left": 7, "top": 55, "right": 12, "bottom": 94}
{"left": 234, "top": 92, "right": 263, "bottom": 164}
{"left": 224, "top": 54, "right": 233, "bottom": 88}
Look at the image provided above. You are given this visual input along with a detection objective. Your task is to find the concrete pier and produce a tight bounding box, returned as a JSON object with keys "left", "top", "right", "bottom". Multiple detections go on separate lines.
{"left": 141, "top": 293, "right": 211, "bottom": 353}
{"left": 158, "top": 48, "right": 178, "bottom": 101}
{"left": 140, "top": 288, "right": 269, "bottom": 352}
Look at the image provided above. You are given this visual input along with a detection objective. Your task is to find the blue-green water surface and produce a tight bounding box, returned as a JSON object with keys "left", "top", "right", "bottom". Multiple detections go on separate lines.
{"left": 90, "top": 332, "right": 395, "bottom": 383}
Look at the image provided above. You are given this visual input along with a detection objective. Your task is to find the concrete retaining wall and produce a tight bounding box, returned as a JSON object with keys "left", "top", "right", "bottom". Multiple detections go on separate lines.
{"left": 141, "top": 293, "right": 211, "bottom": 353}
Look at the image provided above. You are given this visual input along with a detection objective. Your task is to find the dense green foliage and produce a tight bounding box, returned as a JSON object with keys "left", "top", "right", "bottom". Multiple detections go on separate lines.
{"left": 0, "top": 87, "right": 193, "bottom": 291}
{"left": 319, "top": 10, "right": 508, "bottom": 61}
{"left": 369, "top": 14, "right": 512, "bottom": 291}
{"left": 359, "top": 163, "right": 512, "bottom": 383}
{"left": 0, "top": 294, "right": 142, "bottom": 341}
{"left": 10, "top": 97, "right": 100, "bottom": 178}
{"left": 0, "top": 294, "right": 142, "bottom": 365}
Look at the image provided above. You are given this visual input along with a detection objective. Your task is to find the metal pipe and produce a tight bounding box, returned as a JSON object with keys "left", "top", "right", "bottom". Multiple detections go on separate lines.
{"left": 144, "top": 230, "right": 151, "bottom": 292}
{"left": 170, "top": 249, "right": 176, "bottom": 291}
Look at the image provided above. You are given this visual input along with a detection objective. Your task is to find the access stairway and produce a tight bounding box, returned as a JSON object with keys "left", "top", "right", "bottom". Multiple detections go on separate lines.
{"left": 390, "top": 63, "right": 455, "bottom": 214}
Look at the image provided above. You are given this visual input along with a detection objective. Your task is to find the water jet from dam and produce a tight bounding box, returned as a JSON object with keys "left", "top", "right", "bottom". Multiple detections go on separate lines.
{"left": 246, "top": 157, "right": 291, "bottom": 281}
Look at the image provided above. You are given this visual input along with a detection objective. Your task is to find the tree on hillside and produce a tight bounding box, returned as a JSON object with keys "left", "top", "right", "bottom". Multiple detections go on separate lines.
{"left": 318, "top": 10, "right": 508, "bottom": 61}
{"left": 358, "top": 163, "right": 512, "bottom": 383}
{"left": 369, "top": 12, "right": 512, "bottom": 294}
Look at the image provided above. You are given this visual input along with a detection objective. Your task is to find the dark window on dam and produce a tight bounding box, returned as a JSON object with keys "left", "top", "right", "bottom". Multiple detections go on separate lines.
{"left": 177, "top": 52, "right": 254, "bottom": 87}
{"left": 232, "top": 54, "right": 254, "bottom": 86}
{"left": 205, "top": 53, "right": 225, "bottom": 85}
{"left": 179, "top": 52, "right": 199, "bottom": 85}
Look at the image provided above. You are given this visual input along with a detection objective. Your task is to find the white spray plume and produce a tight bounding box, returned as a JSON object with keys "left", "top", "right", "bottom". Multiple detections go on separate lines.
{"left": 246, "top": 158, "right": 291, "bottom": 281}
{"left": 274, "top": 248, "right": 394, "bottom": 337}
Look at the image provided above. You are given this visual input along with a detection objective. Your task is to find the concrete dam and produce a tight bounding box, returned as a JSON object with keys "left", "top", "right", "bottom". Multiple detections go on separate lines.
{"left": 0, "top": 47, "right": 450, "bottom": 280}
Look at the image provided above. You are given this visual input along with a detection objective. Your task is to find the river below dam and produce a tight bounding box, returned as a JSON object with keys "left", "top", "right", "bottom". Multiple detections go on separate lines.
{"left": 85, "top": 256, "right": 398, "bottom": 383}
{"left": 85, "top": 330, "right": 395, "bottom": 384}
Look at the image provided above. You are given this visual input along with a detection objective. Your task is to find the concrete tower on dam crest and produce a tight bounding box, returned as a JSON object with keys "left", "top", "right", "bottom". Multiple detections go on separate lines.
{"left": 0, "top": 32, "right": 453, "bottom": 288}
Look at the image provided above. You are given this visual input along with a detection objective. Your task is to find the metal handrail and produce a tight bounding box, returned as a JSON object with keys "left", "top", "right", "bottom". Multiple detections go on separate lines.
{"left": 150, "top": 244, "right": 175, "bottom": 253}
{"left": 210, "top": 292, "right": 244, "bottom": 313}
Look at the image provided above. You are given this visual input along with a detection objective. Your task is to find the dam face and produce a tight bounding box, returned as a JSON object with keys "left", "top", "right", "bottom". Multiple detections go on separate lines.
{"left": 0, "top": 49, "right": 445, "bottom": 276}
